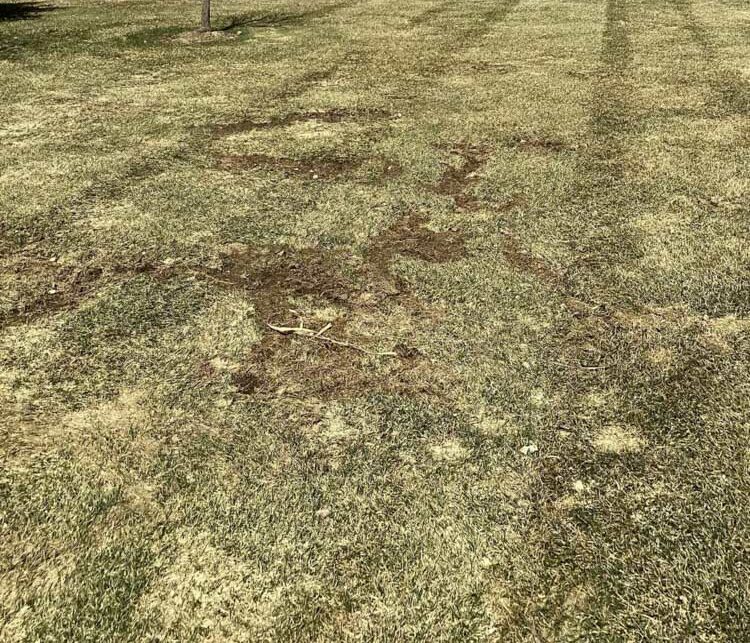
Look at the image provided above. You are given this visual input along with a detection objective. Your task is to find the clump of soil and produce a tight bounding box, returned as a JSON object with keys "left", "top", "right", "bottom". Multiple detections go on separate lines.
{"left": 218, "top": 153, "right": 359, "bottom": 179}
{"left": 434, "top": 144, "right": 490, "bottom": 211}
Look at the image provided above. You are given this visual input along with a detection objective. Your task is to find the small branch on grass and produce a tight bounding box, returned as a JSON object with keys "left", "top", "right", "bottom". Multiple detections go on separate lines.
{"left": 267, "top": 321, "right": 398, "bottom": 357}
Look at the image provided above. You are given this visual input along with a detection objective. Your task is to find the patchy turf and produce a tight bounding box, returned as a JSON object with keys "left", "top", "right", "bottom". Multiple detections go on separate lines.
{"left": 1, "top": 0, "right": 749, "bottom": 640}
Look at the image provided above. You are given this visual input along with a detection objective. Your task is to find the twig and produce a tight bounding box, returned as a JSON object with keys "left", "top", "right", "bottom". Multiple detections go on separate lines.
{"left": 315, "top": 322, "right": 332, "bottom": 337}
{"left": 267, "top": 322, "right": 398, "bottom": 357}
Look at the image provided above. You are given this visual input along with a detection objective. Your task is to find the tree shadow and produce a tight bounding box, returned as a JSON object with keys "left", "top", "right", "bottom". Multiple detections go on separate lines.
{"left": 0, "top": 1, "right": 57, "bottom": 21}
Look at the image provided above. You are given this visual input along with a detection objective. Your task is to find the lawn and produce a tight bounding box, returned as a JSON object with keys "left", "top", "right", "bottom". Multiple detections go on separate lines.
{"left": 1, "top": 0, "right": 749, "bottom": 640}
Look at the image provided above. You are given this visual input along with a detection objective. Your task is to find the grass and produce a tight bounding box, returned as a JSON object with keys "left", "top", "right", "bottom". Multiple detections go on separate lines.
{"left": 1, "top": 0, "right": 749, "bottom": 640}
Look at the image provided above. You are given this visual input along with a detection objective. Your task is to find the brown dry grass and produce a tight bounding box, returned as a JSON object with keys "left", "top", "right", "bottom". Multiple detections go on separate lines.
{"left": 1, "top": 0, "right": 749, "bottom": 641}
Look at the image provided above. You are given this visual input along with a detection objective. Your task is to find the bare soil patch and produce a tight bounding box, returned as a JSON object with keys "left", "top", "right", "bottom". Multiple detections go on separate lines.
{"left": 434, "top": 144, "right": 490, "bottom": 211}
{"left": 228, "top": 331, "right": 445, "bottom": 401}
{"left": 218, "top": 153, "right": 359, "bottom": 179}
{"left": 500, "top": 233, "right": 565, "bottom": 287}
{"left": 209, "top": 213, "right": 468, "bottom": 400}
{"left": 0, "top": 256, "right": 160, "bottom": 329}
{"left": 367, "top": 213, "right": 467, "bottom": 265}
{"left": 211, "top": 244, "right": 360, "bottom": 321}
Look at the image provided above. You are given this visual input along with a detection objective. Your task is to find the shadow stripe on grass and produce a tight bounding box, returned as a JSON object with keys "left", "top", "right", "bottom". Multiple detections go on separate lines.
{"left": 667, "top": 0, "right": 750, "bottom": 115}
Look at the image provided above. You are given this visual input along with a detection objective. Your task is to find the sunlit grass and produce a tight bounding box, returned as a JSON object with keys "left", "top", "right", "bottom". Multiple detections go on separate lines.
{"left": 1, "top": 0, "right": 748, "bottom": 640}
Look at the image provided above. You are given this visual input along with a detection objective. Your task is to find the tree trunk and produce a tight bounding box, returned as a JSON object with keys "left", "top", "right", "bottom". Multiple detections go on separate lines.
{"left": 200, "top": 0, "right": 211, "bottom": 31}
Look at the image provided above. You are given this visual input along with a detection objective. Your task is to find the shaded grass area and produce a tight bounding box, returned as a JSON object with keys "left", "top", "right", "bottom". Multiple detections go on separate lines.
{"left": 0, "top": 1, "right": 56, "bottom": 22}
{"left": 1, "top": 0, "right": 749, "bottom": 640}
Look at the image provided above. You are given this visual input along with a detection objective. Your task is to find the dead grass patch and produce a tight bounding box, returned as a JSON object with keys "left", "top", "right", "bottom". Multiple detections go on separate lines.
{"left": 212, "top": 108, "right": 393, "bottom": 137}
{"left": 429, "top": 437, "right": 470, "bottom": 462}
{"left": 509, "top": 134, "right": 570, "bottom": 153}
{"left": 135, "top": 530, "right": 276, "bottom": 641}
{"left": 592, "top": 424, "right": 645, "bottom": 454}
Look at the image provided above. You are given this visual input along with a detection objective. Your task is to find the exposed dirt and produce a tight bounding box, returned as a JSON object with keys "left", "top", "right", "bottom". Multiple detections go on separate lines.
{"left": 218, "top": 153, "right": 403, "bottom": 183}
{"left": 0, "top": 257, "right": 160, "bottom": 329}
{"left": 211, "top": 244, "right": 361, "bottom": 321}
{"left": 210, "top": 212, "right": 468, "bottom": 401}
{"left": 1, "top": 263, "right": 99, "bottom": 326}
{"left": 1, "top": 210, "right": 465, "bottom": 339}
{"left": 212, "top": 108, "right": 393, "bottom": 137}
{"left": 230, "top": 370, "right": 262, "bottom": 395}
{"left": 212, "top": 211, "right": 468, "bottom": 322}
{"left": 500, "top": 233, "right": 565, "bottom": 287}
{"left": 434, "top": 144, "right": 490, "bottom": 211}
{"left": 367, "top": 213, "right": 467, "bottom": 265}
{"left": 229, "top": 330, "right": 447, "bottom": 401}
{"left": 218, "top": 153, "right": 360, "bottom": 179}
